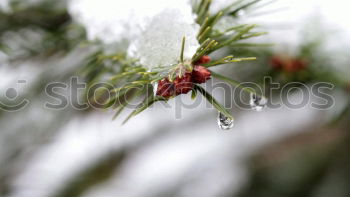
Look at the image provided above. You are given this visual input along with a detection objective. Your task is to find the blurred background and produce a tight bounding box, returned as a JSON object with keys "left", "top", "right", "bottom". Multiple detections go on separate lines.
{"left": 0, "top": 0, "right": 349, "bottom": 197}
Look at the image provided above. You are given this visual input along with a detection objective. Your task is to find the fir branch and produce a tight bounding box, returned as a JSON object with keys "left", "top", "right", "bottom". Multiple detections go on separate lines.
{"left": 196, "top": 0, "right": 212, "bottom": 25}
{"left": 240, "top": 31, "right": 268, "bottom": 39}
{"left": 210, "top": 71, "right": 262, "bottom": 97}
{"left": 197, "top": 11, "right": 223, "bottom": 43}
{"left": 112, "top": 105, "right": 127, "bottom": 120}
{"left": 197, "top": 17, "right": 210, "bottom": 37}
{"left": 210, "top": 24, "right": 251, "bottom": 38}
{"left": 193, "top": 84, "right": 233, "bottom": 120}
{"left": 81, "top": 0, "right": 270, "bottom": 123}
{"left": 123, "top": 95, "right": 167, "bottom": 124}
{"left": 103, "top": 86, "right": 141, "bottom": 110}
{"left": 192, "top": 39, "right": 218, "bottom": 63}
{"left": 111, "top": 86, "right": 148, "bottom": 120}
{"left": 111, "top": 81, "right": 150, "bottom": 94}
{"left": 198, "top": 26, "right": 212, "bottom": 43}
{"left": 209, "top": 24, "right": 257, "bottom": 52}
{"left": 218, "top": 0, "right": 245, "bottom": 16}
{"left": 229, "top": 0, "right": 262, "bottom": 16}
{"left": 204, "top": 56, "right": 256, "bottom": 67}
{"left": 229, "top": 43, "right": 274, "bottom": 47}
{"left": 191, "top": 88, "right": 198, "bottom": 100}
{"left": 151, "top": 75, "right": 167, "bottom": 83}
{"left": 180, "top": 36, "right": 186, "bottom": 63}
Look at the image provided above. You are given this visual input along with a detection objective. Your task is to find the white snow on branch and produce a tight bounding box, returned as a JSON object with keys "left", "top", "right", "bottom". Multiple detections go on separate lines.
{"left": 69, "top": 0, "right": 199, "bottom": 68}
{"left": 127, "top": 9, "right": 200, "bottom": 69}
{"left": 69, "top": 0, "right": 193, "bottom": 43}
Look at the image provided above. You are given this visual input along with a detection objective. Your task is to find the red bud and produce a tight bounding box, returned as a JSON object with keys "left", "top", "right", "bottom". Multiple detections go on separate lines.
{"left": 270, "top": 56, "right": 283, "bottom": 69}
{"left": 174, "top": 73, "right": 193, "bottom": 95}
{"left": 156, "top": 78, "right": 175, "bottom": 98}
{"left": 192, "top": 65, "right": 211, "bottom": 84}
{"left": 196, "top": 56, "right": 211, "bottom": 65}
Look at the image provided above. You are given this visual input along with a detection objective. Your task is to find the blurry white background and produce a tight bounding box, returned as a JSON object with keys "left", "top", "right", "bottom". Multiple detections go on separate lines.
{"left": 1, "top": 0, "right": 349, "bottom": 197}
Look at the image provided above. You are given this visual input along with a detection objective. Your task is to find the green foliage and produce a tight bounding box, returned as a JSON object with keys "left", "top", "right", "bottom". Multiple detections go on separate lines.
{"left": 0, "top": 0, "right": 86, "bottom": 59}
{"left": 80, "top": 0, "right": 269, "bottom": 122}
{"left": 0, "top": 0, "right": 271, "bottom": 122}
{"left": 193, "top": 84, "right": 234, "bottom": 120}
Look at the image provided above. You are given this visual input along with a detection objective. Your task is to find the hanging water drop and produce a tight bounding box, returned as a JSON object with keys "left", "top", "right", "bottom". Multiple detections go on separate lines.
{"left": 217, "top": 112, "right": 234, "bottom": 130}
{"left": 250, "top": 93, "right": 267, "bottom": 112}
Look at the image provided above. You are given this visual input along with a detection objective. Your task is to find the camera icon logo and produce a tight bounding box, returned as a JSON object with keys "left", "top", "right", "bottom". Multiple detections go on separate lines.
{"left": 0, "top": 80, "right": 29, "bottom": 112}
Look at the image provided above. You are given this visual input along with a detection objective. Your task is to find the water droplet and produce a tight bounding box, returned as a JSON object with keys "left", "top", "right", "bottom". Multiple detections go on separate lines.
{"left": 217, "top": 112, "right": 234, "bottom": 130}
{"left": 250, "top": 93, "right": 267, "bottom": 112}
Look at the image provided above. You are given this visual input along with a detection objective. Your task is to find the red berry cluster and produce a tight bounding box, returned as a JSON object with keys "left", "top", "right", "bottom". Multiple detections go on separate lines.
{"left": 345, "top": 83, "right": 350, "bottom": 93}
{"left": 156, "top": 56, "right": 212, "bottom": 99}
{"left": 270, "top": 56, "right": 307, "bottom": 72}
